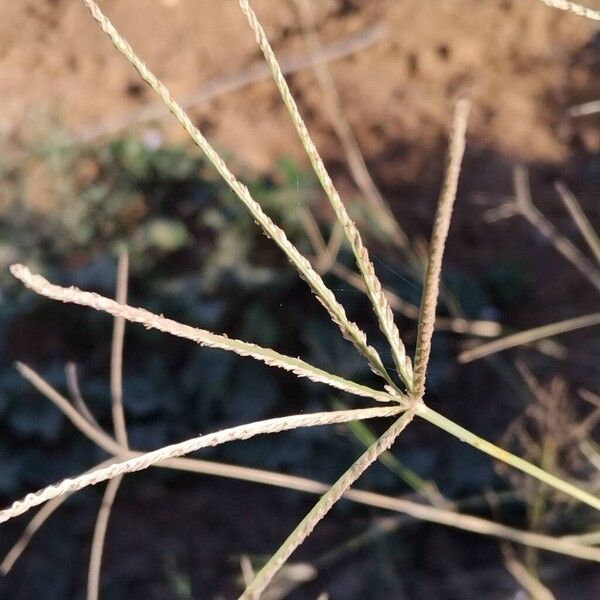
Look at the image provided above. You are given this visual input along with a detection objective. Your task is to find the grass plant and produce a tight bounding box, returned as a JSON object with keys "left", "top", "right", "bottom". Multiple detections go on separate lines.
{"left": 1, "top": 1, "right": 599, "bottom": 598}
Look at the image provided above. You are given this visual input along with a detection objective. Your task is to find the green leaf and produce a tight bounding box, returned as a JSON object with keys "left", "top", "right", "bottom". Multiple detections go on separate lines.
{"left": 142, "top": 218, "right": 189, "bottom": 252}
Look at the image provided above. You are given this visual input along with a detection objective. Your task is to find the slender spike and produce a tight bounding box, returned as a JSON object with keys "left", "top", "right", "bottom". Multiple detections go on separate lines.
{"left": 10, "top": 265, "right": 401, "bottom": 405}
{"left": 78, "top": 0, "right": 396, "bottom": 390}
{"left": 239, "top": 0, "right": 413, "bottom": 391}
{"left": 413, "top": 99, "right": 470, "bottom": 399}
{"left": 0, "top": 406, "right": 405, "bottom": 525}
{"left": 240, "top": 408, "right": 417, "bottom": 599}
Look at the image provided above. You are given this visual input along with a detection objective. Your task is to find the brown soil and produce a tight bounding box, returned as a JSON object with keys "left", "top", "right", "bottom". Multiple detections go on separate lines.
{"left": 3, "top": 1, "right": 599, "bottom": 302}
{"left": 2, "top": 0, "right": 600, "bottom": 172}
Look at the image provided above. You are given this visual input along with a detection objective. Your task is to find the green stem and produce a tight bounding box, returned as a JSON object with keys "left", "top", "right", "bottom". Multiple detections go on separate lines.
{"left": 526, "top": 439, "right": 555, "bottom": 576}
{"left": 416, "top": 405, "right": 600, "bottom": 512}
{"left": 333, "top": 398, "right": 443, "bottom": 505}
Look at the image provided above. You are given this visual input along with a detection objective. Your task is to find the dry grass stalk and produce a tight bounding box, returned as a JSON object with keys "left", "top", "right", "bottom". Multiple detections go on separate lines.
{"left": 292, "top": 0, "right": 410, "bottom": 253}
{"left": 239, "top": 0, "right": 413, "bottom": 391}
{"left": 579, "top": 439, "right": 600, "bottom": 472}
{"left": 109, "top": 248, "right": 129, "bottom": 447}
{"left": 537, "top": 0, "right": 600, "bottom": 20}
{"left": 87, "top": 249, "right": 130, "bottom": 600}
{"left": 554, "top": 181, "right": 600, "bottom": 266}
{"left": 300, "top": 208, "right": 345, "bottom": 275}
{"left": 564, "top": 529, "right": 600, "bottom": 546}
{"left": 568, "top": 99, "right": 600, "bottom": 117}
{"left": 318, "top": 222, "right": 345, "bottom": 274}
{"left": 330, "top": 260, "right": 502, "bottom": 337}
{"left": 10, "top": 264, "right": 398, "bottom": 405}
{"left": 463, "top": 169, "right": 600, "bottom": 363}
{"left": 458, "top": 311, "right": 600, "bottom": 363}
{"left": 76, "top": 23, "right": 386, "bottom": 145}
{"left": 5, "top": 24, "right": 386, "bottom": 170}
{"left": 66, "top": 362, "right": 100, "bottom": 427}
{"left": 78, "top": 0, "right": 399, "bottom": 393}
{"left": 502, "top": 544, "right": 557, "bottom": 600}
{"left": 87, "top": 476, "right": 123, "bottom": 600}
{"left": 160, "top": 456, "right": 600, "bottom": 561}
{"left": 17, "top": 362, "right": 122, "bottom": 455}
{"left": 513, "top": 166, "right": 600, "bottom": 292}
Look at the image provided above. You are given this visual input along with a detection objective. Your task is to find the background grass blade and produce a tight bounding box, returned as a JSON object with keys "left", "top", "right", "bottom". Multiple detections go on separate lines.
{"left": 537, "top": 0, "right": 600, "bottom": 20}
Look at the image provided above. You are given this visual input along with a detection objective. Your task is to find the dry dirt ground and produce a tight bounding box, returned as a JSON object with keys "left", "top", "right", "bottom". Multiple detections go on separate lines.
{"left": 2, "top": 0, "right": 600, "bottom": 169}
{"left": 3, "top": 0, "right": 600, "bottom": 291}
{"left": 2, "top": 1, "right": 600, "bottom": 276}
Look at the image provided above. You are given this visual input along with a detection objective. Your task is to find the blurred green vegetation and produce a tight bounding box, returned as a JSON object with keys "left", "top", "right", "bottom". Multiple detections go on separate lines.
{"left": 0, "top": 130, "right": 530, "bottom": 499}
{"left": 0, "top": 131, "right": 536, "bottom": 598}
{"left": 0, "top": 134, "right": 395, "bottom": 500}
